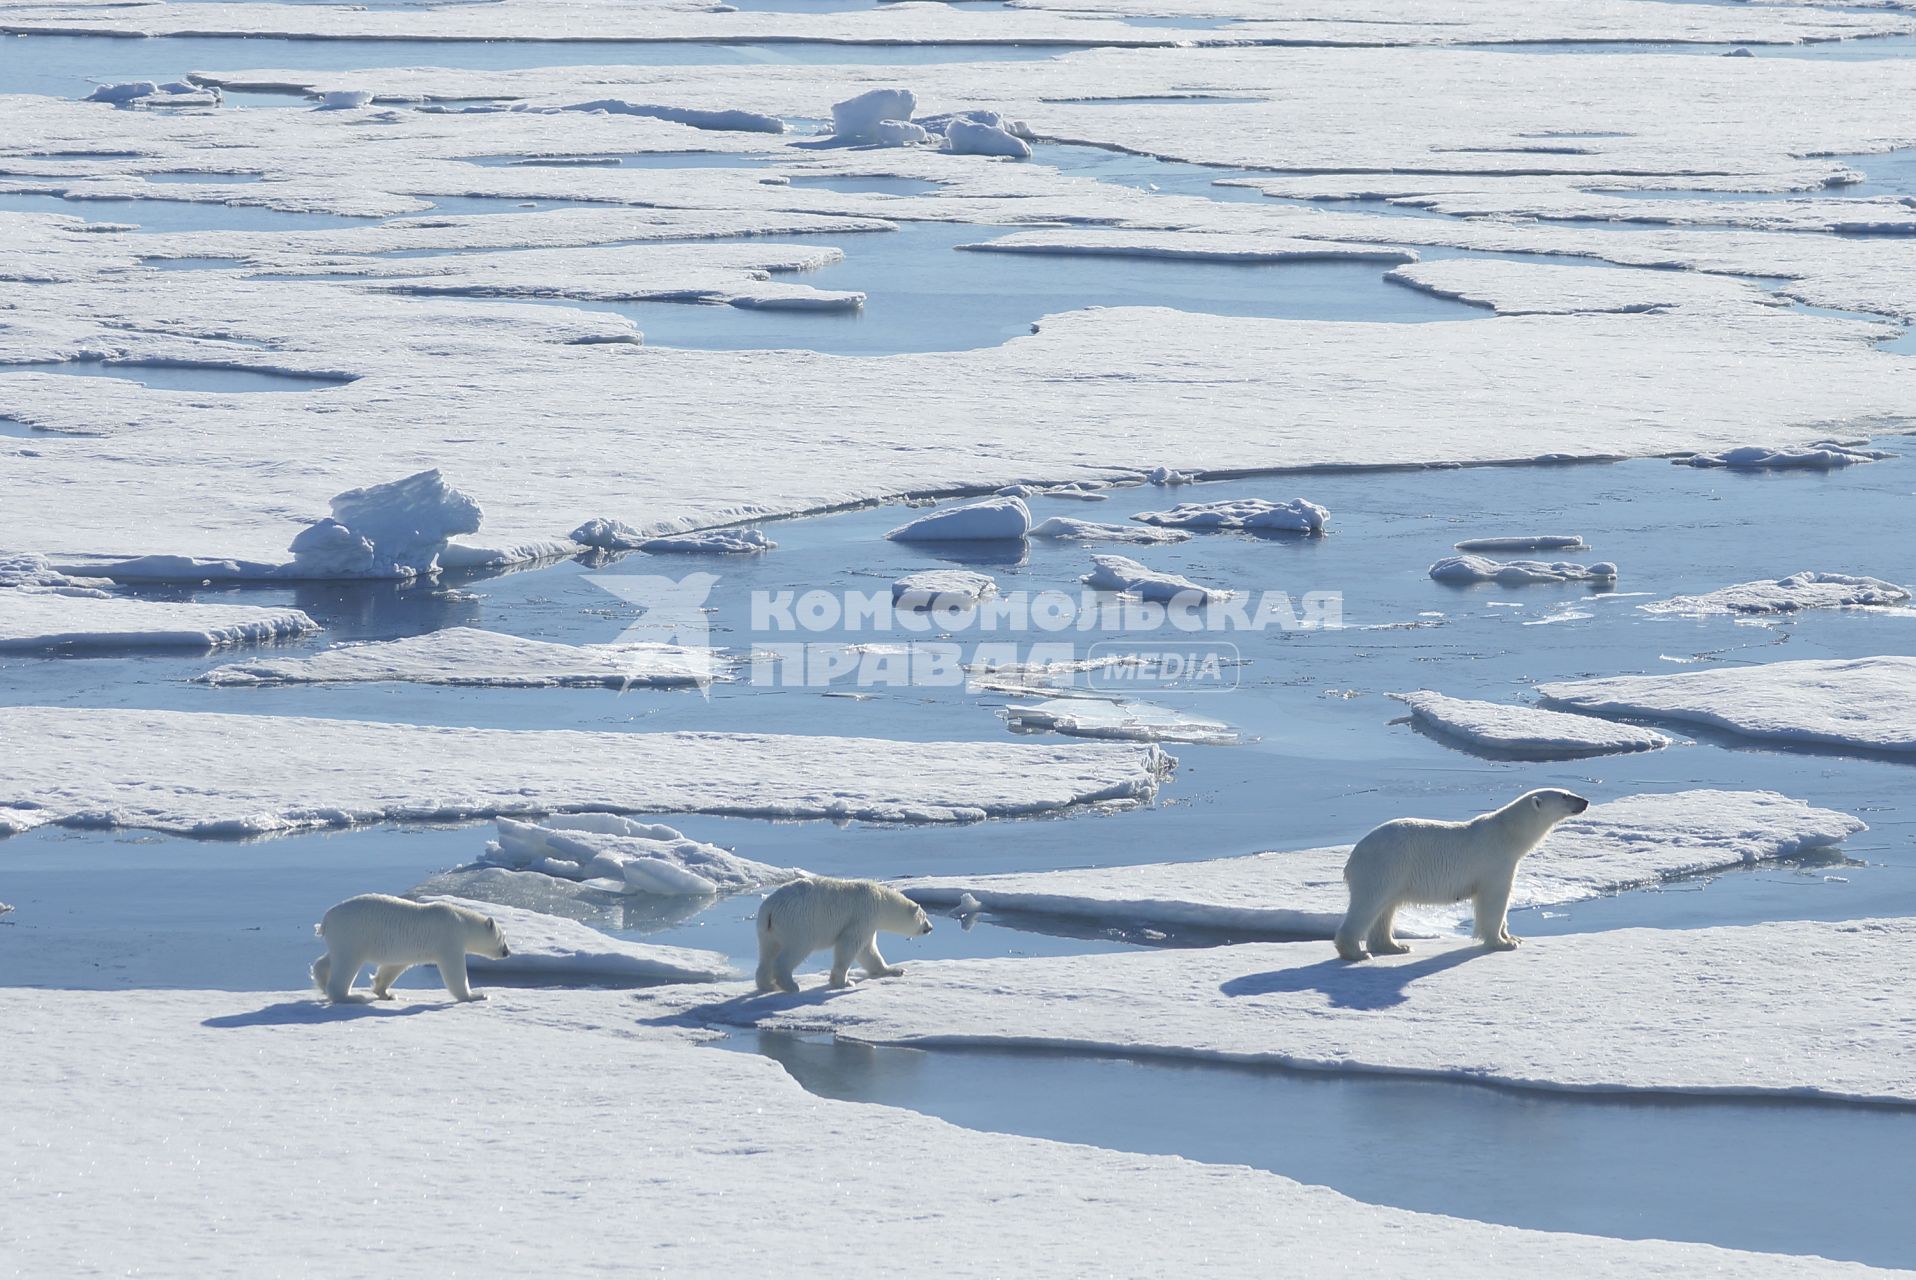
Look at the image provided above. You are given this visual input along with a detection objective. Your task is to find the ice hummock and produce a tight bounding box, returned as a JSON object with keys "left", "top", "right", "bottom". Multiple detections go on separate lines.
{"left": 286, "top": 469, "right": 482, "bottom": 579}
{"left": 1541, "top": 656, "right": 1916, "bottom": 753}
{"left": 196, "top": 627, "right": 720, "bottom": 688}
{"left": 427, "top": 896, "right": 732, "bottom": 985}
{"left": 943, "top": 115, "right": 1032, "bottom": 160}
{"left": 0, "top": 553, "right": 112, "bottom": 598}
{"left": 1675, "top": 441, "right": 1893, "bottom": 469}
{"left": 1131, "top": 498, "right": 1329, "bottom": 535}
{"left": 1029, "top": 517, "right": 1190, "bottom": 544}
{"left": 1082, "top": 554, "right": 1231, "bottom": 603}
{"left": 886, "top": 496, "right": 1031, "bottom": 542}
{"left": 1429, "top": 555, "right": 1618, "bottom": 585}
{"left": 892, "top": 570, "right": 998, "bottom": 609}
{"left": 1395, "top": 690, "right": 1671, "bottom": 758}
{"left": 830, "top": 88, "right": 918, "bottom": 143}
{"left": 1641, "top": 571, "right": 1910, "bottom": 616}
{"left": 479, "top": 815, "right": 805, "bottom": 897}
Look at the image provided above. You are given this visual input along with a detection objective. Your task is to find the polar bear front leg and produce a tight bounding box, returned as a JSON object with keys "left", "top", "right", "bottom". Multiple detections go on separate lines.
{"left": 1473, "top": 879, "right": 1520, "bottom": 951}
{"left": 439, "top": 951, "right": 487, "bottom": 1002}
{"left": 371, "top": 964, "right": 410, "bottom": 1000}
{"left": 857, "top": 936, "right": 904, "bottom": 979}
{"left": 1365, "top": 906, "right": 1411, "bottom": 956}
{"left": 829, "top": 932, "right": 861, "bottom": 988}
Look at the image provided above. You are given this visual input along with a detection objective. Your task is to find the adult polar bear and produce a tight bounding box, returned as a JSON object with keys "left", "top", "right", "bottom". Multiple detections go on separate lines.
{"left": 756, "top": 876, "right": 933, "bottom": 993}
{"left": 1335, "top": 789, "right": 1589, "bottom": 961}
{"left": 313, "top": 894, "right": 510, "bottom": 1002}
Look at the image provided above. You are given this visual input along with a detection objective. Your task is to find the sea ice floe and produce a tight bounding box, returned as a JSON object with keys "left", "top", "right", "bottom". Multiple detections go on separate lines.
{"left": 195, "top": 627, "right": 720, "bottom": 689}
{"left": 895, "top": 788, "right": 1859, "bottom": 939}
{"left": 1452, "top": 535, "right": 1587, "bottom": 553}
{"left": 481, "top": 814, "right": 806, "bottom": 897}
{"left": 0, "top": 706, "right": 1173, "bottom": 836}
{"left": 427, "top": 896, "right": 732, "bottom": 985}
{"left": 1641, "top": 571, "right": 1911, "bottom": 617}
{"left": 633, "top": 528, "right": 776, "bottom": 554}
{"left": 1, "top": 592, "right": 319, "bottom": 653}
{"left": 886, "top": 496, "right": 1032, "bottom": 543}
{"left": 1674, "top": 441, "right": 1894, "bottom": 470}
{"left": 1394, "top": 690, "right": 1671, "bottom": 758}
{"left": 644, "top": 916, "right": 1914, "bottom": 1105}
{"left": 83, "top": 81, "right": 221, "bottom": 109}
{"left": 1429, "top": 555, "right": 1618, "bottom": 585}
{"left": 1004, "top": 697, "right": 1237, "bottom": 746}
{"left": 1028, "top": 517, "right": 1191, "bottom": 544}
{"left": 1131, "top": 498, "right": 1329, "bottom": 535}
{"left": 1, "top": 987, "right": 1859, "bottom": 1278}
{"left": 1081, "top": 554, "right": 1232, "bottom": 604}
{"left": 892, "top": 570, "right": 998, "bottom": 609}
{"left": 1541, "top": 656, "right": 1916, "bottom": 753}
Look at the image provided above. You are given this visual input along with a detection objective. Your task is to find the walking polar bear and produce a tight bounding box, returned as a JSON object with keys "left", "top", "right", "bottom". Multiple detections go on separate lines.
{"left": 312, "top": 894, "right": 510, "bottom": 1003}
{"left": 755, "top": 876, "right": 933, "bottom": 994}
{"left": 1334, "top": 788, "right": 1590, "bottom": 961}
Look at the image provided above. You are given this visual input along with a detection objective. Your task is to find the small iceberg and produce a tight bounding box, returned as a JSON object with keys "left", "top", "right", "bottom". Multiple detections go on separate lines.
{"left": 1082, "top": 554, "right": 1232, "bottom": 603}
{"left": 886, "top": 496, "right": 1031, "bottom": 542}
{"left": 1132, "top": 498, "right": 1329, "bottom": 535}
{"left": 1430, "top": 555, "right": 1618, "bottom": 585}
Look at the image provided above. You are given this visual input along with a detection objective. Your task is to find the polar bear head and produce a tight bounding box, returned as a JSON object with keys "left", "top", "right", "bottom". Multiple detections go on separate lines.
{"left": 878, "top": 888, "right": 935, "bottom": 938}
{"left": 461, "top": 909, "right": 511, "bottom": 959}
{"left": 1524, "top": 788, "right": 1591, "bottom": 820}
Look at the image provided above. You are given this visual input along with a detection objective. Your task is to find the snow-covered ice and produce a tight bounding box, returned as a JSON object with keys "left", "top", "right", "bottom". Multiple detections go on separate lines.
{"left": 892, "top": 570, "right": 998, "bottom": 608}
{"left": 830, "top": 88, "right": 918, "bottom": 144}
{"left": 897, "top": 790, "right": 1861, "bottom": 940}
{"left": 0, "top": 986, "right": 1867, "bottom": 1278}
{"left": 1675, "top": 441, "right": 1894, "bottom": 470}
{"left": 195, "top": 626, "right": 720, "bottom": 689}
{"left": 1453, "top": 535, "right": 1587, "bottom": 553}
{"left": 0, "top": 553, "right": 111, "bottom": 597}
{"left": 886, "top": 496, "right": 1032, "bottom": 543}
{"left": 0, "top": 706, "right": 1174, "bottom": 836}
{"left": 1004, "top": 697, "right": 1237, "bottom": 746}
{"left": 1541, "top": 657, "right": 1916, "bottom": 754}
{"left": 424, "top": 896, "right": 732, "bottom": 985}
{"left": 1131, "top": 498, "right": 1329, "bottom": 535}
{"left": 644, "top": 917, "right": 1916, "bottom": 1105}
{"left": 634, "top": 528, "right": 776, "bottom": 554}
{"left": 1082, "top": 554, "right": 1232, "bottom": 603}
{"left": 1430, "top": 555, "right": 1618, "bottom": 585}
{"left": 0, "top": 591, "right": 319, "bottom": 652}
{"left": 1641, "top": 572, "right": 1911, "bottom": 617}
{"left": 1028, "top": 516, "right": 1191, "bottom": 544}
{"left": 285, "top": 468, "right": 484, "bottom": 580}
{"left": 481, "top": 814, "right": 805, "bottom": 897}
{"left": 944, "top": 116, "right": 1032, "bottom": 161}
{"left": 1395, "top": 691, "right": 1671, "bottom": 758}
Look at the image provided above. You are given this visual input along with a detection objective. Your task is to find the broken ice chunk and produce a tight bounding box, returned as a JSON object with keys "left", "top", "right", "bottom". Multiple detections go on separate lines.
{"left": 286, "top": 469, "right": 483, "bottom": 580}
{"left": 892, "top": 570, "right": 998, "bottom": 609}
{"left": 1132, "top": 498, "right": 1329, "bottom": 535}
{"left": 886, "top": 496, "right": 1031, "bottom": 542}
{"left": 1081, "top": 554, "right": 1232, "bottom": 604}
{"left": 1429, "top": 555, "right": 1617, "bottom": 585}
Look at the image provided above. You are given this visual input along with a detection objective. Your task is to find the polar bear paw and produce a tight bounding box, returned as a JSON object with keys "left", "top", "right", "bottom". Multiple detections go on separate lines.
{"left": 1486, "top": 935, "right": 1522, "bottom": 951}
{"left": 1369, "top": 940, "right": 1411, "bottom": 956}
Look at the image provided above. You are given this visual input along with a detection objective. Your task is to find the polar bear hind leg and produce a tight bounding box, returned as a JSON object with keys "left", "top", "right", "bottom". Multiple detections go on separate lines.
{"left": 319, "top": 949, "right": 369, "bottom": 1003}
{"left": 438, "top": 949, "right": 485, "bottom": 1002}
{"left": 1365, "top": 905, "right": 1410, "bottom": 956}
{"left": 1335, "top": 880, "right": 1393, "bottom": 961}
{"left": 857, "top": 936, "right": 903, "bottom": 979}
{"left": 1473, "top": 879, "right": 1520, "bottom": 950}
{"left": 770, "top": 948, "right": 801, "bottom": 994}
{"left": 371, "top": 964, "right": 410, "bottom": 1000}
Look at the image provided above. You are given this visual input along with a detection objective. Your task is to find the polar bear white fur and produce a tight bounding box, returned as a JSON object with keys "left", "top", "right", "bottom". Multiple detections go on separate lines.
{"left": 1334, "top": 788, "right": 1590, "bottom": 961}
{"left": 755, "top": 876, "right": 933, "bottom": 993}
{"left": 311, "top": 894, "right": 510, "bottom": 1003}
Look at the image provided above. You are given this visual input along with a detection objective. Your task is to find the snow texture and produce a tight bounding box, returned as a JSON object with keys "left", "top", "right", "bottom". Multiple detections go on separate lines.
{"left": 424, "top": 896, "right": 732, "bottom": 985}
{"left": 896, "top": 790, "right": 1862, "bottom": 941}
{"left": 886, "top": 496, "right": 1032, "bottom": 543}
{"left": 481, "top": 814, "right": 805, "bottom": 897}
{"left": 1641, "top": 572, "right": 1912, "bottom": 617}
{"left": 0, "top": 591, "right": 318, "bottom": 652}
{"left": 1029, "top": 516, "right": 1191, "bottom": 544}
{"left": 1005, "top": 697, "right": 1236, "bottom": 746}
{"left": 195, "top": 626, "right": 719, "bottom": 689}
{"left": 1131, "top": 498, "right": 1329, "bottom": 535}
{"left": 0, "top": 986, "right": 1875, "bottom": 1278}
{"left": 1541, "top": 657, "right": 1916, "bottom": 754}
{"left": 0, "top": 706, "right": 1174, "bottom": 837}
{"left": 1429, "top": 555, "right": 1618, "bottom": 585}
{"left": 1395, "top": 690, "right": 1671, "bottom": 758}
{"left": 892, "top": 570, "right": 998, "bottom": 608}
{"left": 646, "top": 917, "right": 1916, "bottom": 1105}
{"left": 1082, "top": 554, "right": 1232, "bottom": 603}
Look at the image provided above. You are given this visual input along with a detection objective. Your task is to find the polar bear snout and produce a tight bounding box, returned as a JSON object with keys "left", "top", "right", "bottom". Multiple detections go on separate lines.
{"left": 912, "top": 907, "right": 934, "bottom": 936}
{"left": 1569, "top": 793, "right": 1590, "bottom": 814}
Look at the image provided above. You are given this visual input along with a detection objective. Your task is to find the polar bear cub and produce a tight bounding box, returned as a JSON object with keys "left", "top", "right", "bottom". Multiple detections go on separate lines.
{"left": 755, "top": 876, "right": 933, "bottom": 993}
{"left": 1334, "top": 788, "right": 1590, "bottom": 961}
{"left": 312, "top": 894, "right": 510, "bottom": 1003}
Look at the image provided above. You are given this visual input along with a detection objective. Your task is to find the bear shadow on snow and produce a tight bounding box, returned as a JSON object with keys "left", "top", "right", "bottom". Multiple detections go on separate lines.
{"left": 1220, "top": 946, "right": 1480, "bottom": 1011}
{"left": 638, "top": 984, "right": 854, "bottom": 1031}
{"left": 202, "top": 998, "right": 450, "bottom": 1029}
